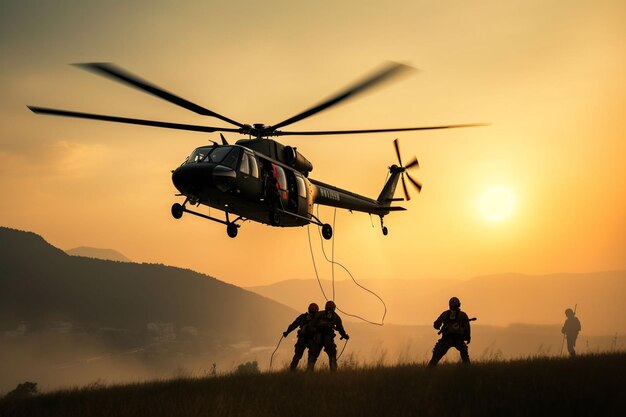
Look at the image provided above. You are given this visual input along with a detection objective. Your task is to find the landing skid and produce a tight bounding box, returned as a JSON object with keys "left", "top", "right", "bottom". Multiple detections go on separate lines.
{"left": 171, "top": 202, "right": 242, "bottom": 238}
{"left": 171, "top": 202, "right": 334, "bottom": 240}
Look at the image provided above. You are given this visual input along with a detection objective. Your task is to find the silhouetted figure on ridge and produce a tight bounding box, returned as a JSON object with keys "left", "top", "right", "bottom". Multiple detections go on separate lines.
{"left": 427, "top": 297, "right": 472, "bottom": 367}
{"left": 283, "top": 303, "right": 320, "bottom": 371}
{"left": 307, "top": 300, "right": 349, "bottom": 372}
{"left": 562, "top": 308, "right": 581, "bottom": 357}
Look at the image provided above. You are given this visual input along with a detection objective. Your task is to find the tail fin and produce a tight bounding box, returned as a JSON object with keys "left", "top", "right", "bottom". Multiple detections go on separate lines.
{"left": 377, "top": 167, "right": 403, "bottom": 207}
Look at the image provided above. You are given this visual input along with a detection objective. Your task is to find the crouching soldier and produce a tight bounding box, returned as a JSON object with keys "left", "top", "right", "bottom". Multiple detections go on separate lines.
{"left": 307, "top": 300, "right": 349, "bottom": 372}
{"left": 427, "top": 296, "right": 471, "bottom": 367}
{"left": 283, "top": 303, "right": 319, "bottom": 371}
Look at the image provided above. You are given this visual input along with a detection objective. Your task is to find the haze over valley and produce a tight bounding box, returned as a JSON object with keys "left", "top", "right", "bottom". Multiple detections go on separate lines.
{"left": 1, "top": 226, "right": 623, "bottom": 393}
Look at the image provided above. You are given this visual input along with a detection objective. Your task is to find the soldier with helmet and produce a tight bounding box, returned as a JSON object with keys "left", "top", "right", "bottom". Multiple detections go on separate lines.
{"left": 427, "top": 296, "right": 472, "bottom": 367}
{"left": 283, "top": 302, "right": 320, "bottom": 371}
{"left": 561, "top": 308, "right": 581, "bottom": 357}
{"left": 307, "top": 300, "right": 350, "bottom": 371}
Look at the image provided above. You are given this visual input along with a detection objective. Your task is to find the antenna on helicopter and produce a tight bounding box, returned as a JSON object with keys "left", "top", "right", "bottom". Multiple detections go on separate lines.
{"left": 220, "top": 133, "right": 229, "bottom": 145}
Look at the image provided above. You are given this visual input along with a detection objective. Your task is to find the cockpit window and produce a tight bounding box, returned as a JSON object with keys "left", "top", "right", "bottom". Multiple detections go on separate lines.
{"left": 186, "top": 146, "right": 237, "bottom": 165}
{"left": 187, "top": 147, "right": 213, "bottom": 163}
{"left": 221, "top": 147, "right": 241, "bottom": 169}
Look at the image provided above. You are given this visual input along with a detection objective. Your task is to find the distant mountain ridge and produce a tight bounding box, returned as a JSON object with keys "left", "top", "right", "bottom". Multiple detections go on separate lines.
{"left": 65, "top": 246, "right": 131, "bottom": 262}
{"left": 0, "top": 226, "right": 295, "bottom": 342}
{"left": 247, "top": 270, "right": 626, "bottom": 335}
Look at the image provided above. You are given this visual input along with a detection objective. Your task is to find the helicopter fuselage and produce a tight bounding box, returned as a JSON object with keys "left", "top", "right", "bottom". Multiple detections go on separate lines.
{"left": 171, "top": 139, "right": 404, "bottom": 235}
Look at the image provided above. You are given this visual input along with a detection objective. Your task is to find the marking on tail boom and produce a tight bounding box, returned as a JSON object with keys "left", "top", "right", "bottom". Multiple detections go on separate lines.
{"left": 320, "top": 187, "right": 341, "bottom": 201}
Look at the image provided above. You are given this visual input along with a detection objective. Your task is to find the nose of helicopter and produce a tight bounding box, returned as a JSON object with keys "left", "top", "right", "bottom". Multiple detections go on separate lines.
{"left": 172, "top": 163, "right": 237, "bottom": 195}
{"left": 172, "top": 163, "right": 211, "bottom": 195}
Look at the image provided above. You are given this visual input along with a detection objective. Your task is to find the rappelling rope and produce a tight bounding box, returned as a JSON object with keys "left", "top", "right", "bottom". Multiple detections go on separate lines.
{"left": 307, "top": 206, "right": 387, "bottom": 326}
{"left": 337, "top": 338, "right": 349, "bottom": 360}
{"left": 269, "top": 334, "right": 284, "bottom": 371}
{"left": 307, "top": 225, "right": 330, "bottom": 301}
{"left": 331, "top": 207, "right": 336, "bottom": 300}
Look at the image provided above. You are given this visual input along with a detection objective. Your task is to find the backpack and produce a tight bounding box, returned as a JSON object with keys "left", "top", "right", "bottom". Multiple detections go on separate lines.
{"left": 299, "top": 313, "right": 315, "bottom": 337}
{"left": 443, "top": 310, "right": 464, "bottom": 335}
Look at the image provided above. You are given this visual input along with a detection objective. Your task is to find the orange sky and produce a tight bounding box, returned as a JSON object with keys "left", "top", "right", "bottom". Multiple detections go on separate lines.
{"left": 1, "top": 0, "right": 624, "bottom": 287}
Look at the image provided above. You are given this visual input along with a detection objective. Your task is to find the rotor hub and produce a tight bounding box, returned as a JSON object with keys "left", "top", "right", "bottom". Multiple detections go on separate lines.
{"left": 389, "top": 164, "right": 404, "bottom": 173}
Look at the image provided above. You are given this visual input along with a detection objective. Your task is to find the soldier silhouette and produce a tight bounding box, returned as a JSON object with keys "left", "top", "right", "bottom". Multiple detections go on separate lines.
{"left": 283, "top": 303, "right": 319, "bottom": 371}
{"left": 428, "top": 297, "right": 472, "bottom": 367}
{"left": 561, "top": 308, "right": 581, "bottom": 357}
{"left": 307, "top": 300, "right": 349, "bottom": 371}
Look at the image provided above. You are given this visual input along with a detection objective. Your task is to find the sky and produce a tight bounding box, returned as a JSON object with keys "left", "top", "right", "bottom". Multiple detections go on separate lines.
{"left": 1, "top": 0, "right": 624, "bottom": 287}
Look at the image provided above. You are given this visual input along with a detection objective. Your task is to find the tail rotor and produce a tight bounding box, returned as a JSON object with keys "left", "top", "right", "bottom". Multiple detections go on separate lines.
{"left": 392, "top": 138, "right": 422, "bottom": 201}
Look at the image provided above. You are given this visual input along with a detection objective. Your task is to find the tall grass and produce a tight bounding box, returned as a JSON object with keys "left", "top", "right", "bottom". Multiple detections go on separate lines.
{"left": 1, "top": 352, "right": 624, "bottom": 417}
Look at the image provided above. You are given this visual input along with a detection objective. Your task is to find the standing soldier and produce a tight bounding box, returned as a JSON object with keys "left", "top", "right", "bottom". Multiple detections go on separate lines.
{"left": 561, "top": 308, "right": 581, "bottom": 357}
{"left": 307, "top": 300, "right": 349, "bottom": 372}
{"left": 283, "top": 303, "right": 319, "bottom": 371}
{"left": 427, "top": 297, "right": 472, "bottom": 367}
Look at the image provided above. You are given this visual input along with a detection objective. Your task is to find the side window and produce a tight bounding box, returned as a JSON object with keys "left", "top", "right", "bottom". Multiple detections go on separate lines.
{"left": 240, "top": 152, "right": 250, "bottom": 175}
{"left": 249, "top": 154, "right": 259, "bottom": 178}
{"left": 208, "top": 147, "right": 231, "bottom": 163}
{"left": 296, "top": 176, "right": 307, "bottom": 198}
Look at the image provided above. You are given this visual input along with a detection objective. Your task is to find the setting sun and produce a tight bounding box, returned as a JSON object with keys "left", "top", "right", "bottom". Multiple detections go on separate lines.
{"left": 478, "top": 187, "right": 517, "bottom": 222}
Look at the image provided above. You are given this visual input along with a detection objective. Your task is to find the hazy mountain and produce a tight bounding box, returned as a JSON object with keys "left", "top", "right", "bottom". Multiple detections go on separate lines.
{"left": 247, "top": 271, "right": 626, "bottom": 335}
{"left": 65, "top": 246, "right": 131, "bottom": 262}
{"left": 0, "top": 226, "right": 298, "bottom": 392}
{"left": 0, "top": 226, "right": 296, "bottom": 341}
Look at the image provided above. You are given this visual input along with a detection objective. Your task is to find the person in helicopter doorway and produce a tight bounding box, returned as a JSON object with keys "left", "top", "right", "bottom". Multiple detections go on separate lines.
{"left": 283, "top": 302, "right": 320, "bottom": 371}
{"left": 307, "top": 300, "right": 349, "bottom": 372}
{"left": 427, "top": 296, "right": 472, "bottom": 367}
{"left": 562, "top": 308, "right": 581, "bottom": 357}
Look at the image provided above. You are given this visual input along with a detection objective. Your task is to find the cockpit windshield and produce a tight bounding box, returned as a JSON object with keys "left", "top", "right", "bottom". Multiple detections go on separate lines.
{"left": 186, "top": 146, "right": 235, "bottom": 165}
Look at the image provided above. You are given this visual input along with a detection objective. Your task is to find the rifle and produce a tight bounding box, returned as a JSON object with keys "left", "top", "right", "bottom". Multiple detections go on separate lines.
{"left": 437, "top": 317, "right": 477, "bottom": 335}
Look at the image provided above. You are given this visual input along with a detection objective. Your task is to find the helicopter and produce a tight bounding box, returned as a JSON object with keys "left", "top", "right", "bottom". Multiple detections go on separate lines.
{"left": 28, "top": 62, "right": 485, "bottom": 239}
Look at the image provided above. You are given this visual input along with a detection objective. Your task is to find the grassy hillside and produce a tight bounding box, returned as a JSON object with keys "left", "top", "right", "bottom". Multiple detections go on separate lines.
{"left": 1, "top": 353, "right": 624, "bottom": 417}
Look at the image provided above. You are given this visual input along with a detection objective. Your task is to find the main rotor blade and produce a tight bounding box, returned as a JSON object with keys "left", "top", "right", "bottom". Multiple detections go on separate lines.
{"left": 405, "top": 156, "right": 419, "bottom": 169}
{"left": 274, "top": 123, "right": 489, "bottom": 136}
{"left": 401, "top": 175, "right": 410, "bottom": 201}
{"left": 271, "top": 62, "right": 413, "bottom": 131}
{"left": 406, "top": 172, "right": 422, "bottom": 193}
{"left": 74, "top": 63, "right": 246, "bottom": 129}
{"left": 393, "top": 138, "right": 402, "bottom": 166}
{"left": 28, "top": 106, "right": 241, "bottom": 134}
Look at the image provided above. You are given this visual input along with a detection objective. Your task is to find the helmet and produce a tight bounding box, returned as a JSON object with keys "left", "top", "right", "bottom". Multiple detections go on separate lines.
{"left": 308, "top": 303, "right": 319, "bottom": 313}
{"left": 325, "top": 300, "right": 336, "bottom": 311}
{"left": 565, "top": 308, "right": 574, "bottom": 317}
{"left": 449, "top": 297, "right": 461, "bottom": 309}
